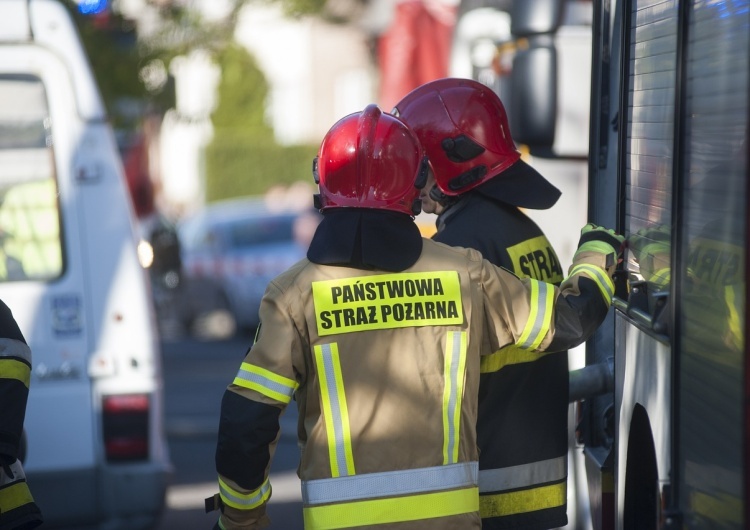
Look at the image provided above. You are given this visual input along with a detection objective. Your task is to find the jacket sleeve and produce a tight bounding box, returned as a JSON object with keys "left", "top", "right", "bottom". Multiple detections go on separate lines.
{"left": 212, "top": 282, "right": 303, "bottom": 530}
{"left": 480, "top": 245, "right": 616, "bottom": 355}
{"left": 0, "top": 299, "right": 31, "bottom": 461}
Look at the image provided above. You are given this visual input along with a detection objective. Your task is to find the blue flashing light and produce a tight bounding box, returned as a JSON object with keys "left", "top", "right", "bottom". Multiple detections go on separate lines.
{"left": 77, "top": 0, "right": 109, "bottom": 15}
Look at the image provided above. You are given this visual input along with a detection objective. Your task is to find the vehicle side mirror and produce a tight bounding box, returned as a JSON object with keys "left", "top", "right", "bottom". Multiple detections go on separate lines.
{"left": 508, "top": 0, "right": 562, "bottom": 156}
{"left": 510, "top": 36, "right": 557, "bottom": 154}
{"left": 511, "top": 0, "right": 564, "bottom": 35}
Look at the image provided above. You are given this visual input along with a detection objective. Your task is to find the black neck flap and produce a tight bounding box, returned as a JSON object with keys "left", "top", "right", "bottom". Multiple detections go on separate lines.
{"left": 307, "top": 209, "right": 423, "bottom": 271}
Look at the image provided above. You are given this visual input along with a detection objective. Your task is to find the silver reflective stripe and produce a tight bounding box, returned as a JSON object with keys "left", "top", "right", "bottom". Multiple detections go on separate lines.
{"left": 302, "top": 461, "right": 478, "bottom": 505}
{"left": 444, "top": 331, "right": 464, "bottom": 463}
{"left": 0, "top": 338, "right": 31, "bottom": 363}
{"left": 317, "top": 343, "right": 352, "bottom": 477}
{"left": 518, "top": 280, "right": 551, "bottom": 349}
{"left": 219, "top": 478, "right": 271, "bottom": 508}
{"left": 478, "top": 456, "right": 567, "bottom": 493}
{"left": 235, "top": 366, "right": 295, "bottom": 401}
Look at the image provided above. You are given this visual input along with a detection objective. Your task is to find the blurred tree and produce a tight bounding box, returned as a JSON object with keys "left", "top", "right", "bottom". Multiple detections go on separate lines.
{"left": 204, "top": 44, "right": 318, "bottom": 200}
{"left": 64, "top": 4, "right": 156, "bottom": 131}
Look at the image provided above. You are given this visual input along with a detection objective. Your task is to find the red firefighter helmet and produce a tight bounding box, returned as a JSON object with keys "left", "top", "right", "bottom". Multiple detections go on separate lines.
{"left": 393, "top": 78, "right": 560, "bottom": 209}
{"left": 314, "top": 104, "right": 427, "bottom": 216}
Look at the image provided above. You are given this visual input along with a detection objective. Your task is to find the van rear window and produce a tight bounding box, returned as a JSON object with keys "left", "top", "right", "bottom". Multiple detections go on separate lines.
{"left": 0, "top": 75, "right": 63, "bottom": 282}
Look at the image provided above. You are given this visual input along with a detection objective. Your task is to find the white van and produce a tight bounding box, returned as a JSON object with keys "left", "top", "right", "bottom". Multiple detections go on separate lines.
{"left": 0, "top": 1, "right": 171, "bottom": 528}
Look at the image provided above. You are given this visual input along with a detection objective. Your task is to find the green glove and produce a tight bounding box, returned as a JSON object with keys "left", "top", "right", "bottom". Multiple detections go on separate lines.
{"left": 577, "top": 223, "right": 626, "bottom": 258}
{"left": 627, "top": 225, "right": 670, "bottom": 283}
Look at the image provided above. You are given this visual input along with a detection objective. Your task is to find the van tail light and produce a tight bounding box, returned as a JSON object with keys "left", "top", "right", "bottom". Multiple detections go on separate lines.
{"left": 102, "top": 394, "right": 150, "bottom": 462}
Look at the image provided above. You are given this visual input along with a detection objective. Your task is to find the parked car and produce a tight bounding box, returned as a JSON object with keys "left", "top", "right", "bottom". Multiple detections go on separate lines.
{"left": 176, "top": 197, "right": 320, "bottom": 339}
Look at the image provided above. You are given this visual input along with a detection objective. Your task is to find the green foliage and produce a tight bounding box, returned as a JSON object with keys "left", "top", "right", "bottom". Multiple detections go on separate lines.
{"left": 205, "top": 44, "right": 317, "bottom": 201}
{"left": 205, "top": 137, "right": 318, "bottom": 200}
{"left": 210, "top": 45, "right": 273, "bottom": 136}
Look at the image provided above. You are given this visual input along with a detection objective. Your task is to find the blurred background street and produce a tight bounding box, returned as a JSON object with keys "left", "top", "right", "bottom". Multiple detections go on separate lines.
{"left": 157, "top": 335, "right": 304, "bottom": 530}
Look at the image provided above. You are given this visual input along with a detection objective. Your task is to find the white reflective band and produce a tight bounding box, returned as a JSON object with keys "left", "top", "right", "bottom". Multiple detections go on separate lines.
{"left": 517, "top": 280, "right": 553, "bottom": 350}
{"left": 314, "top": 343, "right": 355, "bottom": 477}
{"left": 478, "top": 456, "right": 567, "bottom": 493}
{"left": 219, "top": 476, "right": 271, "bottom": 509}
{"left": 442, "top": 331, "right": 467, "bottom": 465}
{"left": 0, "top": 338, "right": 31, "bottom": 363}
{"left": 302, "top": 461, "right": 479, "bottom": 505}
{"left": 233, "top": 362, "right": 297, "bottom": 404}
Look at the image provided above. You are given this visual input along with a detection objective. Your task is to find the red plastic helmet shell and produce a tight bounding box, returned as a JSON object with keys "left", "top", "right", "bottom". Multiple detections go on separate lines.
{"left": 393, "top": 77, "right": 521, "bottom": 196}
{"left": 315, "top": 104, "right": 425, "bottom": 215}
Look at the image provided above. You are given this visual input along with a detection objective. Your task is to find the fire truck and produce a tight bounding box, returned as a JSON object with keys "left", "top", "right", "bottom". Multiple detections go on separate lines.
{"left": 454, "top": 0, "right": 748, "bottom": 528}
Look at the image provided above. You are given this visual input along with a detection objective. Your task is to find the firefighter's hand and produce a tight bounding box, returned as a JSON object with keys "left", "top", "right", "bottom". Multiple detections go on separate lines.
{"left": 628, "top": 225, "right": 670, "bottom": 262}
{"left": 577, "top": 223, "right": 625, "bottom": 259}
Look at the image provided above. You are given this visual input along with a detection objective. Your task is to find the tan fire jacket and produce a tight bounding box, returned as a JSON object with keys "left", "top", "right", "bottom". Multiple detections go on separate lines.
{"left": 212, "top": 239, "right": 614, "bottom": 530}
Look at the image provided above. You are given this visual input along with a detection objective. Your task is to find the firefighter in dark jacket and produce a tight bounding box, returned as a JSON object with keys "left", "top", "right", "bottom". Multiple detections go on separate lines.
{"left": 394, "top": 77, "right": 571, "bottom": 530}
{"left": 207, "top": 104, "right": 623, "bottom": 529}
{"left": 0, "top": 299, "right": 43, "bottom": 529}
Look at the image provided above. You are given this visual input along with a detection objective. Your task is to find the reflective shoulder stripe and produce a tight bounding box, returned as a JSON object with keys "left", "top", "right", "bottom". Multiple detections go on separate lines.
{"left": 569, "top": 263, "right": 614, "bottom": 305}
{"left": 0, "top": 338, "right": 31, "bottom": 363}
{"left": 303, "top": 486, "right": 479, "bottom": 529}
{"left": 0, "top": 357, "right": 30, "bottom": 388}
{"left": 478, "top": 456, "right": 567, "bottom": 493}
{"left": 480, "top": 344, "right": 548, "bottom": 373}
{"left": 314, "top": 343, "right": 355, "bottom": 477}
{"left": 479, "top": 481, "right": 566, "bottom": 518}
{"left": 302, "top": 461, "right": 478, "bottom": 505}
{"left": 516, "top": 280, "right": 554, "bottom": 350}
{"left": 218, "top": 476, "right": 271, "bottom": 510}
{"left": 442, "top": 331, "right": 467, "bottom": 465}
{"left": 233, "top": 362, "right": 297, "bottom": 404}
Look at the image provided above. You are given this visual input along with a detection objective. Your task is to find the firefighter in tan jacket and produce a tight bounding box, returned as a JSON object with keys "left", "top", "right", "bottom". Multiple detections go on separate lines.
{"left": 206, "top": 104, "right": 623, "bottom": 530}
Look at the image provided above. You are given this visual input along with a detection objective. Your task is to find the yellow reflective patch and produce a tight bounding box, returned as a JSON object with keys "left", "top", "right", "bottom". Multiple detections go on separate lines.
{"left": 312, "top": 271, "right": 464, "bottom": 336}
{"left": 0, "top": 358, "right": 30, "bottom": 388}
{"left": 506, "top": 236, "right": 564, "bottom": 284}
{"left": 480, "top": 344, "right": 549, "bottom": 373}
{"left": 0, "top": 480, "right": 34, "bottom": 513}
{"left": 303, "top": 487, "right": 479, "bottom": 529}
{"left": 479, "top": 481, "right": 566, "bottom": 517}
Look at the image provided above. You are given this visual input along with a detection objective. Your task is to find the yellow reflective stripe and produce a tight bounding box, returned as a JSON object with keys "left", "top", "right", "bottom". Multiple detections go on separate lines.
{"left": 311, "top": 271, "right": 464, "bottom": 336}
{"left": 233, "top": 362, "right": 297, "bottom": 404}
{"left": 0, "top": 480, "right": 34, "bottom": 513}
{"left": 650, "top": 267, "right": 671, "bottom": 288}
{"left": 725, "top": 285, "right": 743, "bottom": 351}
{"left": 516, "top": 280, "right": 554, "bottom": 350}
{"left": 303, "top": 486, "right": 479, "bottom": 529}
{"left": 442, "top": 331, "right": 467, "bottom": 465}
{"left": 569, "top": 264, "right": 614, "bottom": 305}
{"left": 0, "top": 358, "right": 30, "bottom": 388}
{"left": 218, "top": 476, "right": 271, "bottom": 510}
{"left": 314, "top": 343, "right": 355, "bottom": 477}
{"left": 480, "top": 344, "right": 548, "bottom": 373}
{"left": 479, "top": 481, "right": 566, "bottom": 518}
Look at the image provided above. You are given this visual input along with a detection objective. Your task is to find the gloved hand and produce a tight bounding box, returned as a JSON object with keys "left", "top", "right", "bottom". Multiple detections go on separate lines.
{"left": 628, "top": 225, "right": 670, "bottom": 261}
{"left": 577, "top": 223, "right": 626, "bottom": 261}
